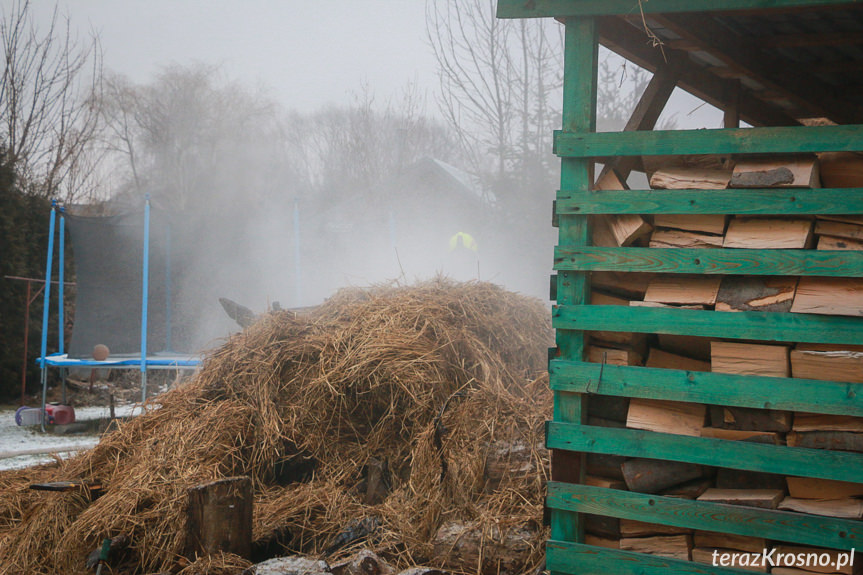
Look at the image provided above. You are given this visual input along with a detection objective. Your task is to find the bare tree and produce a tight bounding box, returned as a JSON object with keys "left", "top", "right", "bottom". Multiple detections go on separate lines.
{"left": 0, "top": 0, "right": 102, "bottom": 200}
{"left": 426, "top": 0, "right": 562, "bottom": 193}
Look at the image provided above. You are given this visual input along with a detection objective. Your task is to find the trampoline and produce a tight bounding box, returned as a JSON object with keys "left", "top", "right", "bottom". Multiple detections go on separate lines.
{"left": 37, "top": 197, "right": 201, "bottom": 430}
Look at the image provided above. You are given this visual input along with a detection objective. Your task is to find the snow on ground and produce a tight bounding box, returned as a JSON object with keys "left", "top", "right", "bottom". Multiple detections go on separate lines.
{"left": 0, "top": 404, "right": 142, "bottom": 471}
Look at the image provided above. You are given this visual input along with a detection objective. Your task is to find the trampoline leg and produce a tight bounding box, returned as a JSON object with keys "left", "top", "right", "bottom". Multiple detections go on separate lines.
{"left": 40, "top": 367, "right": 47, "bottom": 433}
{"left": 141, "top": 370, "right": 147, "bottom": 403}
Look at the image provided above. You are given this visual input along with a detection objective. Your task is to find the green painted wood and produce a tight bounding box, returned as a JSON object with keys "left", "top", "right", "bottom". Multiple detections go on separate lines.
{"left": 553, "top": 305, "right": 863, "bottom": 345}
{"left": 550, "top": 17, "right": 599, "bottom": 556}
{"left": 550, "top": 360, "right": 863, "bottom": 417}
{"left": 546, "top": 423, "right": 863, "bottom": 482}
{"left": 554, "top": 246, "right": 863, "bottom": 277}
{"left": 556, "top": 188, "right": 863, "bottom": 215}
{"left": 497, "top": 0, "right": 859, "bottom": 19}
{"left": 547, "top": 484, "right": 863, "bottom": 550}
{"left": 554, "top": 125, "right": 863, "bottom": 157}
{"left": 547, "top": 541, "right": 759, "bottom": 575}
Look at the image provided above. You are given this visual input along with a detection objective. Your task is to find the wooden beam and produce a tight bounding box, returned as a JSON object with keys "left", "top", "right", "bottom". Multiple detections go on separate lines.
{"left": 497, "top": 0, "right": 860, "bottom": 18}
{"left": 554, "top": 124, "right": 863, "bottom": 158}
{"left": 553, "top": 304, "right": 863, "bottom": 345}
{"left": 546, "top": 423, "right": 863, "bottom": 483}
{"left": 547, "top": 483, "right": 863, "bottom": 550}
{"left": 598, "top": 60, "right": 681, "bottom": 184}
{"left": 650, "top": 13, "right": 863, "bottom": 124}
{"left": 554, "top": 246, "right": 863, "bottom": 277}
{"left": 598, "top": 17, "right": 799, "bottom": 127}
{"left": 758, "top": 31, "right": 863, "bottom": 48}
{"left": 550, "top": 359, "right": 863, "bottom": 417}
{"left": 556, "top": 188, "right": 863, "bottom": 215}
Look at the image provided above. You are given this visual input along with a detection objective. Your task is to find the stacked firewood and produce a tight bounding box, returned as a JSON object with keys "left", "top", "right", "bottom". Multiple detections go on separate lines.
{"left": 583, "top": 152, "right": 863, "bottom": 572}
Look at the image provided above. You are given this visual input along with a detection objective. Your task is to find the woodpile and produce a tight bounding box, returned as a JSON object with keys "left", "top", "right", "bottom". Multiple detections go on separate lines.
{"left": 584, "top": 153, "right": 863, "bottom": 564}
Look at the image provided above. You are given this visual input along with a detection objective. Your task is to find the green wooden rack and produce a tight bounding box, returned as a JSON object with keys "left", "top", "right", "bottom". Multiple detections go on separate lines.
{"left": 497, "top": 1, "right": 863, "bottom": 574}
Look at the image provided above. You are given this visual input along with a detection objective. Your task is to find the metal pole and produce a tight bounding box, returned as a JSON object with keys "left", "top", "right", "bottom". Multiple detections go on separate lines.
{"left": 40, "top": 203, "right": 57, "bottom": 432}
{"left": 141, "top": 196, "right": 151, "bottom": 402}
{"left": 164, "top": 220, "right": 172, "bottom": 352}
{"left": 293, "top": 198, "right": 302, "bottom": 306}
{"left": 21, "top": 280, "right": 31, "bottom": 406}
{"left": 58, "top": 208, "right": 67, "bottom": 404}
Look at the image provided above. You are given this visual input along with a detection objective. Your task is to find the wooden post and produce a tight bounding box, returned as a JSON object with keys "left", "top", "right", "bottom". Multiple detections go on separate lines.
{"left": 185, "top": 476, "right": 252, "bottom": 560}
{"left": 550, "top": 17, "right": 597, "bottom": 569}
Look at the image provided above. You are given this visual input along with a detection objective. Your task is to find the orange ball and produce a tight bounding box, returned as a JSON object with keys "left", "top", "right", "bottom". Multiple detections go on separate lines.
{"left": 93, "top": 344, "right": 110, "bottom": 361}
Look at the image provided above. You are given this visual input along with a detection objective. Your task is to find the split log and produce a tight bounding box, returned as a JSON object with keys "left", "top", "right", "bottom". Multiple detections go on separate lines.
{"left": 649, "top": 228, "right": 724, "bottom": 249}
{"left": 626, "top": 398, "right": 706, "bottom": 437}
{"left": 708, "top": 405, "right": 792, "bottom": 432}
{"left": 586, "top": 453, "right": 626, "bottom": 480}
{"left": 715, "top": 277, "right": 798, "bottom": 313}
{"left": 657, "top": 334, "right": 712, "bottom": 362}
{"left": 590, "top": 292, "right": 648, "bottom": 353}
{"left": 791, "top": 278, "right": 863, "bottom": 316}
{"left": 779, "top": 497, "right": 863, "bottom": 520}
{"left": 723, "top": 218, "right": 813, "bottom": 249}
{"left": 694, "top": 531, "right": 767, "bottom": 554}
{"left": 793, "top": 414, "right": 863, "bottom": 433}
{"left": 653, "top": 214, "right": 727, "bottom": 235}
{"left": 645, "top": 348, "right": 711, "bottom": 372}
{"left": 649, "top": 167, "right": 730, "bottom": 190}
{"left": 630, "top": 302, "right": 706, "bottom": 310}
{"left": 253, "top": 556, "right": 330, "bottom": 575}
{"left": 587, "top": 345, "right": 643, "bottom": 366}
{"left": 814, "top": 219, "right": 863, "bottom": 242}
{"left": 484, "top": 440, "right": 541, "bottom": 492}
{"left": 619, "top": 534, "right": 692, "bottom": 561}
{"left": 660, "top": 478, "right": 714, "bottom": 500}
{"left": 710, "top": 341, "right": 790, "bottom": 377}
{"left": 716, "top": 468, "right": 787, "bottom": 491}
{"left": 817, "top": 151, "right": 863, "bottom": 187}
{"left": 585, "top": 534, "right": 620, "bottom": 549}
{"left": 786, "top": 476, "right": 863, "bottom": 500}
{"left": 696, "top": 488, "right": 784, "bottom": 510}
{"left": 700, "top": 427, "right": 783, "bottom": 445}
{"left": 644, "top": 276, "right": 723, "bottom": 306}
{"left": 585, "top": 514, "right": 621, "bottom": 539}
{"left": 592, "top": 272, "right": 652, "bottom": 300}
{"left": 621, "top": 458, "right": 704, "bottom": 493}
{"left": 585, "top": 475, "right": 627, "bottom": 490}
{"left": 790, "top": 346, "right": 863, "bottom": 383}
{"left": 589, "top": 395, "right": 630, "bottom": 423}
{"left": 609, "top": 214, "right": 653, "bottom": 246}
{"left": 816, "top": 214, "right": 863, "bottom": 225}
{"left": 817, "top": 235, "right": 863, "bottom": 250}
{"left": 432, "top": 521, "right": 536, "bottom": 575}
{"left": 185, "top": 476, "right": 252, "bottom": 560}
{"left": 619, "top": 520, "right": 690, "bottom": 537}
{"left": 592, "top": 215, "right": 619, "bottom": 247}
{"left": 787, "top": 431, "right": 863, "bottom": 452}
{"left": 730, "top": 157, "right": 820, "bottom": 188}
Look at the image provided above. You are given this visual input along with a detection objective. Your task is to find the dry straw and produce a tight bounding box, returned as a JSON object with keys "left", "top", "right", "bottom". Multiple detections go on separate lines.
{"left": 0, "top": 279, "right": 552, "bottom": 574}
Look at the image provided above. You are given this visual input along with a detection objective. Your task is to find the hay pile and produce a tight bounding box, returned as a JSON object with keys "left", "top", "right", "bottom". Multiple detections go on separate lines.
{"left": 0, "top": 279, "right": 552, "bottom": 574}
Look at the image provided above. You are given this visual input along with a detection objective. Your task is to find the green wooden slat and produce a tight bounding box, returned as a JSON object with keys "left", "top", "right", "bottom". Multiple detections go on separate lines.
{"left": 550, "top": 360, "right": 863, "bottom": 417}
{"left": 553, "top": 304, "right": 863, "bottom": 345}
{"left": 554, "top": 125, "right": 863, "bottom": 157}
{"left": 497, "top": 0, "right": 859, "bottom": 18}
{"left": 546, "top": 423, "right": 863, "bottom": 482}
{"left": 554, "top": 246, "right": 863, "bottom": 277}
{"left": 556, "top": 189, "right": 863, "bottom": 215}
{"left": 548, "top": 484, "right": 863, "bottom": 550}
{"left": 547, "top": 541, "right": 759, "bottom": 575}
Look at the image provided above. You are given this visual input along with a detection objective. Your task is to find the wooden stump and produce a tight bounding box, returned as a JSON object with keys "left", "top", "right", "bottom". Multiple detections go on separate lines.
{"left": 185, "top": 476, "right": 252, "bottom": 560}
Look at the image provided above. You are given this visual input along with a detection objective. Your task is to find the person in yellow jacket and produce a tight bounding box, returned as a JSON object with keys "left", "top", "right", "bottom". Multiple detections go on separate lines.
{"left": 447, "top": 231, "right": 479, "bottom": 280}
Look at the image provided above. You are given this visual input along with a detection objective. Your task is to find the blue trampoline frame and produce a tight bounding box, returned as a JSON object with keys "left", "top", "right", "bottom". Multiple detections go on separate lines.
{"left": 37, "top": 197, "right": 200, "bottom": 430}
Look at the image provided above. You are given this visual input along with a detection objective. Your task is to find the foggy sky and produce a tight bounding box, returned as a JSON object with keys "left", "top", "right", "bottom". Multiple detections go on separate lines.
{"left": 31, "top": 1, "right": 438, "bottom": 113}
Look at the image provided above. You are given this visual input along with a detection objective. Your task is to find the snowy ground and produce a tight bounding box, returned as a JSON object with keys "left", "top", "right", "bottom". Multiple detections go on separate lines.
{"left": 0, "top": 404, "right": 142, "bottom": 471}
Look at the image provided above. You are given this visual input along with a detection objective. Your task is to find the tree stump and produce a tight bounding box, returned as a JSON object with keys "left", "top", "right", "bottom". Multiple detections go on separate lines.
{"left": 185, "top": 476, "right": 252, "bottom": 559}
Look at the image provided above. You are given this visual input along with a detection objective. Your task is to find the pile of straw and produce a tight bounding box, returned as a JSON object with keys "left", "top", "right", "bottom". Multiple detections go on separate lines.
{"left": 0, "top": 279, "right": 552, "bottom": 574}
